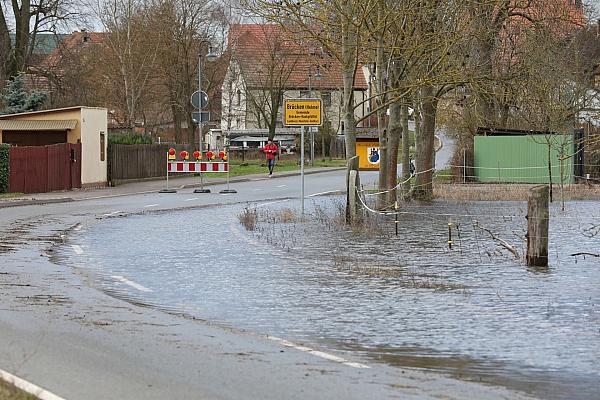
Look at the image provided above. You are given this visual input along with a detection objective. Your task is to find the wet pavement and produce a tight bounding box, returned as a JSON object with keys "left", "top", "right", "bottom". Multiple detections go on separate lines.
{"left": 64, "top": 196, "right": 600, "bottom": 400}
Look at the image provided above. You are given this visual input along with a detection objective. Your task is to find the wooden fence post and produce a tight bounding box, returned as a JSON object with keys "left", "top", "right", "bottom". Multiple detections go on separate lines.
{"left": 527, "top": 185, "right": 549, "bottom": 267}
{"left": 346, "top": 156, "right": 359, "bottom": 224}
{"left": 348, "top": 169, "right": 363, "bottom": 224}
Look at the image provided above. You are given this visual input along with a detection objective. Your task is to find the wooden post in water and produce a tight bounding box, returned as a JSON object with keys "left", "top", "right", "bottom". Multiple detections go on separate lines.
{"left": 346, "top": 156, "right": 359, "bottom": 224}
{"left": 348, "top": 170, "right": 362, "bottom": 224}
{"left": 527, "top": 186, "right": 549, "bottom": 267}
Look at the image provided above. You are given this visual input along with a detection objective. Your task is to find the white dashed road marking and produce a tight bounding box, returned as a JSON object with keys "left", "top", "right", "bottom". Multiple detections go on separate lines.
{"left": 267, "top": 336, "right": 370, "bottom": 369}
{"left": 184, "top": 198, "right": 199, "bottom": 202}
{"left": 276, "top": 184, "right": 286, "bottom": 188}
{"left": 71, "top": 245, "right": 84, "bottom": 255}
{"left": 103, "top": 210, "right": 122, "bottom": 216}
{"left": 144, "top": 204, "right": 159, "bottom": 208}
{"left": 111, "top": 275, "right": 152, "bottom": 293}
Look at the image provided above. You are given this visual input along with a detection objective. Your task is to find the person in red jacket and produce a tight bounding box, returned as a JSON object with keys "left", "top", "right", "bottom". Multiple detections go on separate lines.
{"left": 263, "top": 140, "right": 278, "bottom": 177}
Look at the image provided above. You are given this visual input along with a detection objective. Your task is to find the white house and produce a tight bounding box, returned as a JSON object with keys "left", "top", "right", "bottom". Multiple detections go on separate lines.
{"left": 221, "top": 24, "right": 370, "bottom": 137}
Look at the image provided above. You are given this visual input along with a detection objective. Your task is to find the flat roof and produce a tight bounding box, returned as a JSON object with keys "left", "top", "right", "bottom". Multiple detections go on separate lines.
{"left": 0, "top": 106, "right": 107, "bottom": 119}
{"left": 0, "top": 119, "right": 78, "bottom": 130}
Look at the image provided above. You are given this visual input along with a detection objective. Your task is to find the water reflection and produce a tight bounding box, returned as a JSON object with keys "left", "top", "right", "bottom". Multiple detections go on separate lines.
{"left": 65, "top": 198, "right": 600, "bottom": 399}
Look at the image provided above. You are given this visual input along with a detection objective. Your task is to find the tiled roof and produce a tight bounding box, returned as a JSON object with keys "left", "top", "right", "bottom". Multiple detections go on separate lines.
{"left": 43, "top": 32, "right": 109, "bottom": 68}
{"left": 228, "top": 24, "right": 367, "bottom": 91}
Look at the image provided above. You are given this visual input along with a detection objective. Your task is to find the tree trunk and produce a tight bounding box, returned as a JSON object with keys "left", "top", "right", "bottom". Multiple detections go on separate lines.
{"left": 173, "top": 106, "right": 182, "bottom": 144}
{"left": 187, "top": 112, "right": 196, "bottom": 147}
{"left": 414, "top": 86, "right": 437, "bottom": 200}
{"left": 387, "top": 101, "right": 401, "bottom": 206}
{"left": 341, "top": 0, "right": 356, "bottom": 159}
{"left": 375, "top": 10, "right": 388, "bottom": 208}
{"left": 12, "top": 0, "right": 31, "bottom": 77}
{"left": 0, "top": 6, "right": 12, "bottom": 80}
{"left": 401, "top": 102, "right": 411, "bottom": 195}
{"left": 547, "top": 142, "right": 553, "bottom": 203}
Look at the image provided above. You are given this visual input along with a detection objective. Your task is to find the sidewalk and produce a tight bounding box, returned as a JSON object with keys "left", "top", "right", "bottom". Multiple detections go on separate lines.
{"left": 0, "top": 167, "right": 345, "bottom": 208}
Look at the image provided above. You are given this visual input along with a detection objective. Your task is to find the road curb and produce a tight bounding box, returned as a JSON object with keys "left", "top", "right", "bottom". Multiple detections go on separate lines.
{"left": 0, "top": 197, "right": 74, "bottom": 208}
{"left": 0, "top": 167, "right": 346, "bottom": 208}
{"left": 179, "top": 167, "right": 346, "bottom": 189}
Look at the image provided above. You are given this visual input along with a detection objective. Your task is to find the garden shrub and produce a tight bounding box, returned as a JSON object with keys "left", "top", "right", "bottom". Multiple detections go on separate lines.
{"left": 108, "top": 133, "right": 153, "bottom": 145}
{"left": 0, "top": 144, "right": 9, "bottom": 193}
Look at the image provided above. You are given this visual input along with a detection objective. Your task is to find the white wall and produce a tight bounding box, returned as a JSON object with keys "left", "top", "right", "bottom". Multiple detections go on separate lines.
{"left": 221, "top": 61, "right": 248, "bottom": 131}
{"left": 80, "top": 108, "right": 108, "bottom": 186}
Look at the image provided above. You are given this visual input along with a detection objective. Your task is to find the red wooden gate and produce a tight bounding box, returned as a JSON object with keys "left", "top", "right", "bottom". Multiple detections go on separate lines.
{"left": 9, "top": 143, "right": 81, "bottom": 193}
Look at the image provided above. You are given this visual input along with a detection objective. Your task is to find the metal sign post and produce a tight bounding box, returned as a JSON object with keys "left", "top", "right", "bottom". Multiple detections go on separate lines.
{"left": 283, "top": 99, "right": 322, "bottom": 217}
{"left": 159, "top": 149, "right": 177, "bottom": 193}
{"left": 219, "top": 142, "right": 237, "bottom": 194}
{"left": 300, "top": 125, "right": 305, "bottom": 215}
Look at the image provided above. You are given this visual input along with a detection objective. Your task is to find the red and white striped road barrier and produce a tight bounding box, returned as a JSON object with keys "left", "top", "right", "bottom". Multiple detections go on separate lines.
{"left": 167, "top": 161, "right": 228, "bottom": 173}
{"left": 160, "top": 148, "right": 234, "bottom": 193}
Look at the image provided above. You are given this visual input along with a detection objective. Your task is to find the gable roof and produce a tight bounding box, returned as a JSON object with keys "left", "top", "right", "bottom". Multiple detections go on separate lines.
{"left": 9, "top": 33, "right": 69, "bottom": 55}
{"left": 42, "top": 31, "right": 109, "bottom": 68}
{"left": 228, "top": 24, "right": 367, "bottom": 91}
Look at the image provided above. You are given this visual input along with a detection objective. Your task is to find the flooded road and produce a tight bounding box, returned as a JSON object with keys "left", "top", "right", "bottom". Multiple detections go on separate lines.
{"left": 64, "top": 198, "right": 600, "bottom": 399}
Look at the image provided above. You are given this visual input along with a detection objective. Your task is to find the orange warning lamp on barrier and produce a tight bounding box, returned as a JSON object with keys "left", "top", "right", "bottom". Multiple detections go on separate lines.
{"left": 168, "top": 148, "right": 176, "bottom": 160}
{"left": 193, "top": 150, "right": 201, "bottom": 160}
{"left": 206, "top": 151, "right": 214, "bottom": 161}
{"left": 219, "top": 151, "right": 225, "bottom": 159}
{"left": 180, "top": 150, "right": 189, "bottom": 160}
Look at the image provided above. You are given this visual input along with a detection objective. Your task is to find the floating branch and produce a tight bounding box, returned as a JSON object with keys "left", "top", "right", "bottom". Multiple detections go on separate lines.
{"left": 473, "top": 220, "right": 520, "bottom": 260}
{"left": 570, "top": 252, "right": 600, "bottom": 258}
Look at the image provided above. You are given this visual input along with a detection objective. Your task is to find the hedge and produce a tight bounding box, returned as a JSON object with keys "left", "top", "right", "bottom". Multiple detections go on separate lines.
{"left": 108, "top": 133, "right": 153, "bottom": 145}
{"left": 0, "top": 144, "right": 8, "bottom": 193}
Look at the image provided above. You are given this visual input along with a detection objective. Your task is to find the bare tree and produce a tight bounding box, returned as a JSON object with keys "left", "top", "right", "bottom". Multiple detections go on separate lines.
{"left": 1, "top": 0, "right": 77, "bottom": 81}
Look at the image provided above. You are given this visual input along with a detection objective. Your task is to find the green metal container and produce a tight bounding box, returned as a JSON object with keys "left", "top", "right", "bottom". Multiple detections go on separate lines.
{"left": 474, "top": 134, "right": 574, "bottom": 184}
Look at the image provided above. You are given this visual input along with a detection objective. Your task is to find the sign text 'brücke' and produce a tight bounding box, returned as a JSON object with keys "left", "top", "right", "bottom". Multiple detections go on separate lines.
{"left": 283, "top": 99, "right": 322, "bottom": 126}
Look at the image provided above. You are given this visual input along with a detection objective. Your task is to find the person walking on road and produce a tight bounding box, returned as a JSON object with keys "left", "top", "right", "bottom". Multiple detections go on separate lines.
{"left": 263, "top": 140, "right": 278, "bottom": 177}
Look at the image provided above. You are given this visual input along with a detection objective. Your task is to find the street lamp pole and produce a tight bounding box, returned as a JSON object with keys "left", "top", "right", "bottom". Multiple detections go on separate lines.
{"left": 308, "top": 66, "right": 321, "bottom": 166}
{"left": 194, "top": 41, "right": 216, "bottom": 194}
{"left": 308, "top": 72, "right": 313, "bottom": 166}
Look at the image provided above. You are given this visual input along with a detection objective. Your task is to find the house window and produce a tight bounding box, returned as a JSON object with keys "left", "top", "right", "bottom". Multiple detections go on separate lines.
{"left": 236, "top": 90, "right": 241, "bottom": 106}
{"left": 100, "top": 132, "right": 105, "bottom": 161}
{"left": 321, "top": 92, "right": 332, "bottom": 107}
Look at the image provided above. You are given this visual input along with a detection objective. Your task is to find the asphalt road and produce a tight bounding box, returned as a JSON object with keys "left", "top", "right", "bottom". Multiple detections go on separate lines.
{"left": 0, "top": 169, "right": 532, "bottom": 400}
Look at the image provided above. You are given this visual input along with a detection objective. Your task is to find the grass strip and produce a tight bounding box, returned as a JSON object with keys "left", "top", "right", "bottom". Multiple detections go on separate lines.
{"left": 0, "top": 378, "right": 38, "bottom": 400}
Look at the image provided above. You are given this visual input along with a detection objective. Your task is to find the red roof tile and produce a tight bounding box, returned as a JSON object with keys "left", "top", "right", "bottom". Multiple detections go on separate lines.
{"left": 43, "top": 32, "right": 109, "bottom": 68}
{"left": 228, "top": 24, "right": 367, "bottom": 91}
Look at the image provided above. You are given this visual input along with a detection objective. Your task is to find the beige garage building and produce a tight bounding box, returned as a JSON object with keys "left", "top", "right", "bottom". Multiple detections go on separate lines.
{"left": 0, "top": 106, "right": 108, "bottom": 187}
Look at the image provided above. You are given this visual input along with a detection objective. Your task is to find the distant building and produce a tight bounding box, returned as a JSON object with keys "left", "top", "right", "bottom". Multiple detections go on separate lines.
{"left": 0, "top": 106, "right": 108, "bottom": 187}
{"left": 221, "top": 24, "right": 369, "bottom": 136}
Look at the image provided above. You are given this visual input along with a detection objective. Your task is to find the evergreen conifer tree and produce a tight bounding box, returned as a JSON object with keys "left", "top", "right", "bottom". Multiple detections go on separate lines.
{"left": 0, "top": 73, "right": 48, "bottom": 115}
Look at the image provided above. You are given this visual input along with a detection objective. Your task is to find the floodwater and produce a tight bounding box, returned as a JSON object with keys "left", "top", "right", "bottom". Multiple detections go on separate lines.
{"left": 65, "top": 198, "right": 600, "bottom": 399}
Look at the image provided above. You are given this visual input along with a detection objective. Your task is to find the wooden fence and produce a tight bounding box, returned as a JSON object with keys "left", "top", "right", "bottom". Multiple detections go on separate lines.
{"left": 9, "top": 143, "right": 81, "bottom": 193}
{"left": 108, "top": 139, "right": 347, "bottom": 185}
{"left": 108, "top": 143, "right": 194, "bottom": 184}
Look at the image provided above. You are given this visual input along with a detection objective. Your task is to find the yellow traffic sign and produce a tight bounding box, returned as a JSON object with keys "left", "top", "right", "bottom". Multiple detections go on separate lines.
{"left": 283, "top": 99, "right": 322, "bottom": 126}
